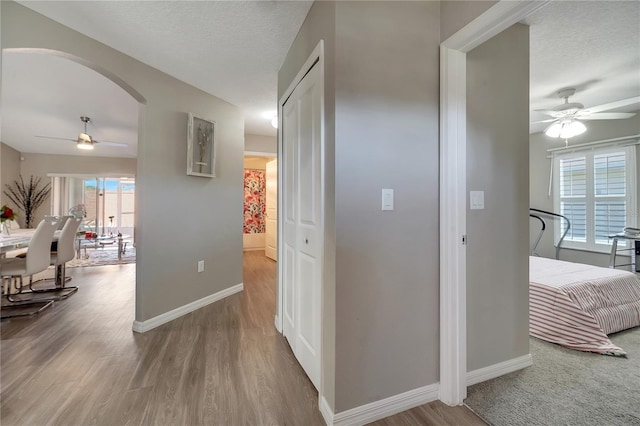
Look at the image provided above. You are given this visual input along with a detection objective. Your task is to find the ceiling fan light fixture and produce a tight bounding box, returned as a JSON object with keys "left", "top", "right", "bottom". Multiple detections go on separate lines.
{"left": 77, "top": 141, "right": 94, "bottom": 150}
{"left": 544, "top": 119, "right": 586, "bottom": 139}
{"left": 77, "top": 133, "right": 94, "bottom": 150}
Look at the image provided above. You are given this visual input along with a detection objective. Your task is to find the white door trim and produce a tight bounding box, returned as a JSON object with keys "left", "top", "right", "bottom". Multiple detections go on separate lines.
{"left": 276, "top": 38, "right": 325, "bottom": 398}
{"left": 439, "top": 0, "right": 550, "bottom": 406}
{"left": 265, "top": 159, "right": 278, "bottom": 261}
{"left": 439, "top": 45, "right": 467, "bottom": 406}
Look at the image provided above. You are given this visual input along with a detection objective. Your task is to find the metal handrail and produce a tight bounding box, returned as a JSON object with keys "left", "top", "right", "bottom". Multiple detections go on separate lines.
{"left": 530, "top": 208, "right": 571, "bottom": 260}
{"left": 529, "top": 213, "right": 545, "bottom": 257}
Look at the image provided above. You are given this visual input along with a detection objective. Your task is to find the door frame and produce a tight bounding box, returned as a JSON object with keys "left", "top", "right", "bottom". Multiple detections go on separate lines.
{"left": 275, "top": 39, "right": 325, "bottom": 389}
{"left": 439, "top": 0, "right": 550, "bottom": 405}
{"left": 264, "top": 158, "right": 278, "bottom": 261}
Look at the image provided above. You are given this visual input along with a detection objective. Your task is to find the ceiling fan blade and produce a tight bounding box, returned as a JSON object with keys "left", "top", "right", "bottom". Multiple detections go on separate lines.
{"left": 534, "top": 110, "right": 565, "bottom": 118}
{"left": 578, "top": 112, "right": 636, "bottom": 120}
{"left": 535, "top": 109, "right": 558, "bottom": 115}
{"left": 96, "top": 140, "right": 129, "bottom": 147}
{"left": 34, "top": 135, "right": 75, "bottom": 142}
{"left": 530, "top": 118, "right": 557, "bottom": 124}
{"left": 583, "top": 96, "right": 640, "bottom": 114}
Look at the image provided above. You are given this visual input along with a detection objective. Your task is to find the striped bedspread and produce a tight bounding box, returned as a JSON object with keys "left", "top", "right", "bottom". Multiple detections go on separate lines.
{"left": 529, "top": 256, "right": 640, "bottom": 356}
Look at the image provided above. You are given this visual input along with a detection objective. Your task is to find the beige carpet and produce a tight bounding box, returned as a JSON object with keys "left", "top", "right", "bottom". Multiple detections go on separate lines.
{"left": 66, "top": 245, "right": 136, "bottom": 268}
{"left": 465, "top": 329, "right": 640, "bottom": 425}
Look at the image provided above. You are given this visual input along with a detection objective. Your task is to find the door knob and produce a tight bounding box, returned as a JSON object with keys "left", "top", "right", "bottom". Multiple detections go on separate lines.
{"left": 305, "top": 238, "right": 309, "bottom": 244}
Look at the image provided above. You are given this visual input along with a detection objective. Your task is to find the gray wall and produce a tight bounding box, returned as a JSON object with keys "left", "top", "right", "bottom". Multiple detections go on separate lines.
{"left": 440, "top": 0, "right": 497, "bottom": 41}
{"left": 3, "top": 2, "right": 244, "bottom": 322}
{"left": 1, "top": 142, "right": 21, "bottom": 218}
{"left": 466, "top": 24, "right": 530, "bottom": 372}
{"left": 280, "top": 0, "right": 440, "bottom": 414}
{"left": 245, "top": 133, "right": 277, "bottom": 155}
{"left": 278, "top": 0, "right": 337, "bottom": 409}
{"left": 530, "top": 115, "right": 640, "bottom": 266}
{"left": 333, "top": 1, "right": 440, "bottom": 412}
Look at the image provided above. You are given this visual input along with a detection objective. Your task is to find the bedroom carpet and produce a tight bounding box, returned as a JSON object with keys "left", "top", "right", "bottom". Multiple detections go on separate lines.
{"left": 465, "top": 329, "right": 640, "bottom": 426}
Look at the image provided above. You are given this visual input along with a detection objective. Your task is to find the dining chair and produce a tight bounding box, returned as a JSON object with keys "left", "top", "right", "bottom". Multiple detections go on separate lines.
{"left": 29, "top": 216, "right": 82, "bottom": 298}
{"left": 0, "top": 218, "right": 58, "bottom": 319}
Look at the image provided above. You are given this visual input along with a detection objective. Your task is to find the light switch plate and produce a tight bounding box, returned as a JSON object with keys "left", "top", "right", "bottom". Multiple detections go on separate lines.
{"left": 470, "top": 191, "right": 484, "bottom": 210}
{"left": 382, "top": 188, "right": 394, "bottom": 211}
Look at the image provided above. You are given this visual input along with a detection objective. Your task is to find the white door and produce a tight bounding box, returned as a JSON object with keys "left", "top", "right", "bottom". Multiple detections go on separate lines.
{"left": 282, "top": 62, "right": 322, "bottom": 390}
{"left": 265, "top": 159, "right": 278, "bottom": 261}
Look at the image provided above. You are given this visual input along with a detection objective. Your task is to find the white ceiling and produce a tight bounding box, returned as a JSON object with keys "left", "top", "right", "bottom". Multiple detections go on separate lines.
{"left": 526, "top": 1, "right": 640, "bottom": 133}
{"left": 3, "top": 51, "right": 139, "bottom": 158}
{"left": 2, "top": 0, "right": 313, "bottom": 157}
{"left": 2, "top": 1, "right": 639, "bottom": 158}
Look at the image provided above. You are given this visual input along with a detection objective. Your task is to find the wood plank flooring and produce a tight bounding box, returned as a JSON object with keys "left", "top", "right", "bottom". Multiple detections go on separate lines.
{"left": 1, "top": 251, "right": 486, "bottom": 425}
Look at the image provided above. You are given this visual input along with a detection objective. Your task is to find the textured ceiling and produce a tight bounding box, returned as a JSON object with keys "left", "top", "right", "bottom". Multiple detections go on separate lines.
{"left": 4, "top": 0, "right": 312, "bottom": 156}
{"left": 526, "top": 0, "right": 640, "bottom": 133}
{"left": 2, "top": 1, "right": 639, "bottom": 158}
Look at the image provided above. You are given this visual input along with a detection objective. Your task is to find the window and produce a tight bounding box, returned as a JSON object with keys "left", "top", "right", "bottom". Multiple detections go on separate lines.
{"left": 49, "top": 175, "right": 135, "bottom": 237}
{"left": 554, "top": 146, "right": 636, "bottom": 252}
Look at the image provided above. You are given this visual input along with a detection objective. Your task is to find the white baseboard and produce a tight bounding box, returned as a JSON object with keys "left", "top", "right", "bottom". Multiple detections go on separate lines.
{"left": 322, "top": 383, "right": 440, "bottom": 426}
{"left": 317, "top": 354, "right": 532, "bottom": 426}
{"left": 274, "top": 314, "right": 282, "bottom": 333}
{"left": 132, "top": 283, "right": 243, "bottom": 333}
{"left": 466, "top": 353, "right": 532, "bottom": 386}
{"left": 319, "top": 396, "right": 334, "bottom": 426}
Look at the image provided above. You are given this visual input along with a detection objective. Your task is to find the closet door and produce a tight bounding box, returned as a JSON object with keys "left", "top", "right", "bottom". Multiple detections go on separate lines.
{"left": 281, "top": 62, "right": 322, "bottom": 390}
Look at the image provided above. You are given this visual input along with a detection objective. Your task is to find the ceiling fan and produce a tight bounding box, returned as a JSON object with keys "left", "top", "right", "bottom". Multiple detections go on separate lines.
{"left": 36, "top": 116, "right": 128, "bottom": 150}
{"left": 533, "top": 89, "right": 638, "bottom": 140}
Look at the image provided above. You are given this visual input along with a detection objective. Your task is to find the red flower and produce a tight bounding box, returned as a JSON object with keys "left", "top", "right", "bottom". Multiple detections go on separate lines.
{"left": 0, "top": 205, "right": 17, "bottom": 221}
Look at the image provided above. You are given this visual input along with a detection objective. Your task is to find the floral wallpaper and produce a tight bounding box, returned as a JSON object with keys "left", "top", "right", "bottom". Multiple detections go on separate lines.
{"left": 244, "top": 169, "right": 266, "bottom": 234}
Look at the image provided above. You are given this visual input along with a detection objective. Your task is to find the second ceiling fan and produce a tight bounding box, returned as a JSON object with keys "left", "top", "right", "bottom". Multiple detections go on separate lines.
{"left": 36, "top": 116, "right": 129, "bottom": 150}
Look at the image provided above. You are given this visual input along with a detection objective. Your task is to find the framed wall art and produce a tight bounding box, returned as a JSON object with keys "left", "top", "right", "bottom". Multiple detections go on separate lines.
{"left": 187, "top": 113, "right": 216, "bottom": 178}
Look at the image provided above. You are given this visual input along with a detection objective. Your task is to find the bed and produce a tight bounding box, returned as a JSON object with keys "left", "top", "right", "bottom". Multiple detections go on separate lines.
{"left": 529, "top": 256, "right": 640, "bottom": 356}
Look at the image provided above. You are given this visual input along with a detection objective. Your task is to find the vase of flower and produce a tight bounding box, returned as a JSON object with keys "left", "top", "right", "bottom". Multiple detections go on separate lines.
{"left": 1, "top": 205, "right": 18, "bottom": 236}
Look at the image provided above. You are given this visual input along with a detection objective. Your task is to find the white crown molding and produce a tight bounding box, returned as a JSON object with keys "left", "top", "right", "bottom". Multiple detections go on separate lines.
{"left": 132, "top": 283, "right": 243, "bottom": 333}
{"left": 466, "top": 354, "right": 533, "bottom": 387}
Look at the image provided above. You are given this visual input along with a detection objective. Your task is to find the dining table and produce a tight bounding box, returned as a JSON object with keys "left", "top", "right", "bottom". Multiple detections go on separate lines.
{"left": 0, "top": 229, "right": 36, "bottom": 255}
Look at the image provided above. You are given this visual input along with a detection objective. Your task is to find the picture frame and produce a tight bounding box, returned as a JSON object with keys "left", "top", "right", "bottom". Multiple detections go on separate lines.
{"left": 187, "top": 113, "right": 216, "bottom": 178}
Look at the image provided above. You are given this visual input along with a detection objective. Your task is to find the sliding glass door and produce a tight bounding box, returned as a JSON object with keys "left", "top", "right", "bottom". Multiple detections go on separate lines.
{"left": 101, "top": 178, "right": 135, "bottom": 237}
{"left": 50, "top": 175, "right": 135, "bottom": 239}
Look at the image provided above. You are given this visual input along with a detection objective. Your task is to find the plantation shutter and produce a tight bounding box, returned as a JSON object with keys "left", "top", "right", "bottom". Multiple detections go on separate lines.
{"left": 553, "top": 145, "right": 636, "bottom": 252}
{"left": 559, "top": 156, "right": 587, "bottom": 242}
{"left": 594, "top": 152, "right": 626, "bottom": 244}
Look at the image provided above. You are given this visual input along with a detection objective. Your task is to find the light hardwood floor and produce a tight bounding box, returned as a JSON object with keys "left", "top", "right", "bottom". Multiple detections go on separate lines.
{"left": 1, "top": 252, "right": 486, "bottom": 425}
